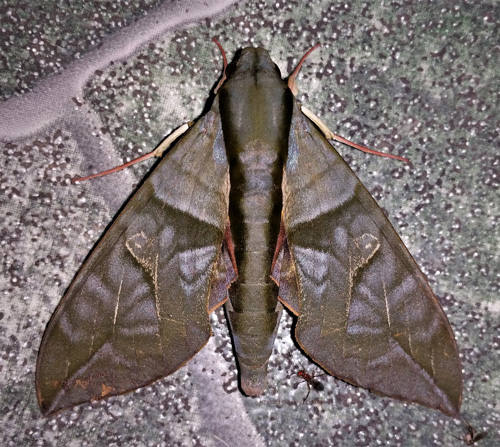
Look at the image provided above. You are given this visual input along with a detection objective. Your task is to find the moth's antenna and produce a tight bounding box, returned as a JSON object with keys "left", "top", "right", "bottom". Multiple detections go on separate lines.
{"left": 290, "top": 43, "right": 409, "bottom": 163}
{"left": 71, "top": 122, "right": 191, "bottom": 182}
{"left": 212, "top": 37, "right": 228, "bottom": 94}
{"left": 301, "top": 105, "right": 410, "bottom": 162}
{"left": 288, "top": 43, "right": 321, "bottom": 96}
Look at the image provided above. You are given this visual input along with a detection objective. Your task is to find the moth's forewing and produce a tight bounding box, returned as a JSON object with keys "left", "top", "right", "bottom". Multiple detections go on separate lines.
{"left": 36, "top": 102, "right": 231, "bottom": 416}
{"left": 278, "top": 101, "right": 462, "bottom": 417}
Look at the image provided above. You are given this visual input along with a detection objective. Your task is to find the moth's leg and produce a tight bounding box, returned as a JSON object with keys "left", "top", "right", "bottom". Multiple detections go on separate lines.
{"left": 300, "top": 105, "right": 409, "bottom": 162}
{"left": 72, "top": 122, "right": 192, "bottom": 182}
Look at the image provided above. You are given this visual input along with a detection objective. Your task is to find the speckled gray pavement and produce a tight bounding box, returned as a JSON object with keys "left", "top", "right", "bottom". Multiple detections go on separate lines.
{"left": 1, "top": 1, "right": 499, "bottom": 446}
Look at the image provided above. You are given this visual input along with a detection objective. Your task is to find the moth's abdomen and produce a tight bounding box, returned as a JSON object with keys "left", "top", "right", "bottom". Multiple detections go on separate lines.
{"left": 226, "top": 146, "right": 283, "bottom": 396}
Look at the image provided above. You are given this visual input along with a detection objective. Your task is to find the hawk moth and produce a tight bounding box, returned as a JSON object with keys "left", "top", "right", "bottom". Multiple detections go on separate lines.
{"left": 36, "top": 43, "right": 462, "bottom": 417}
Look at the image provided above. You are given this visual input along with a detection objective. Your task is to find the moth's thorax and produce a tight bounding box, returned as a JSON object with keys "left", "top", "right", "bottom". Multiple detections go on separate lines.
{"left": 218, "top": 47, "right": 293, "bottom": 155}
{"left": 217, "top": 47, "right": 292, "bottom": 261}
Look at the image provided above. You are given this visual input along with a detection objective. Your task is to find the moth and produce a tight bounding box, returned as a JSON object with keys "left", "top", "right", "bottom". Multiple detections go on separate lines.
{"left": 36, "top": 41, "right": 463, "bottom": 417}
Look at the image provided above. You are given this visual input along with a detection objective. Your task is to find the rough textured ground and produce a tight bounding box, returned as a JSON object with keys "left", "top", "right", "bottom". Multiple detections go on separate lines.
{"left": 1, "top": 0, "right": 499, "bottom": 446}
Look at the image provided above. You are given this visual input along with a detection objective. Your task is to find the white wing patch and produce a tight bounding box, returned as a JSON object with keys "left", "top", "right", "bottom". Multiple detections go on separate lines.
{"left": 179, "top": 246, "right": 218, "bottom": 295}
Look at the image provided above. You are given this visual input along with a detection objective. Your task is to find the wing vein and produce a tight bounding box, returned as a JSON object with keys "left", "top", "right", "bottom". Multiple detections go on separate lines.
{"left": 382, "top": 279, "right": 391, "bottom": 329}
{"left": 152, "top": 253, "right": 166, "bottom": 362}
{"left": 113, "top": 276, "right": 124, "bottom": 336}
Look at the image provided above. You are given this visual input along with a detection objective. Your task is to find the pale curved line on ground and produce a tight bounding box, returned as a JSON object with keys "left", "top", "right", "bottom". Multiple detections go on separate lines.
{"left": 0, "top": 0, "right": 237, "bottom": 141}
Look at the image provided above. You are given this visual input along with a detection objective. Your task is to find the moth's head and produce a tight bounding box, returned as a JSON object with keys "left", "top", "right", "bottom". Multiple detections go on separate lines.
{"left": 224, "top": 47, "right": 283, "bottom": 82}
